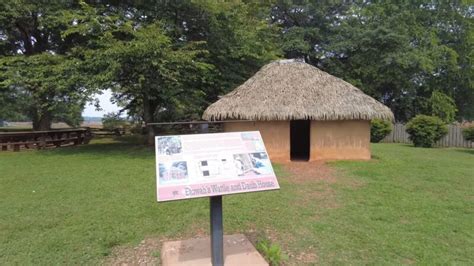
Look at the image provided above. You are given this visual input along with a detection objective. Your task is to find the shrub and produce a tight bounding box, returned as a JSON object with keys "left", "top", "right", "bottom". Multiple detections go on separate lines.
{"left": 102, "top": 112, "right": 127, "bottom": 131}
{"left": 406, "top": 115, "right": 448, "bottom": 147}
{"left": 130, "top": 124, "right": 146, "bottom": 134}
{"left": 462, "top": 125, "right": 474, "bottom": 142}
{"left": 256, "top": 239, "right": 287, "bottom": 266}
{"left": 370, "top": 119, "right": 392, "bottom": 143}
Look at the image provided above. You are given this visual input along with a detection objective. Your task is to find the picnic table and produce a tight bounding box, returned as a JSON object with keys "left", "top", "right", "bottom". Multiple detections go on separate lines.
{"left": 0, "top": 128, "right": 92, "bottom": 152}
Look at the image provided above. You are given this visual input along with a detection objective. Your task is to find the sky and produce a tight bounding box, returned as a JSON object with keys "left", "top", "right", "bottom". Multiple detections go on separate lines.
{"left": 82, "top": 89, "right": 123, "bottom": 117}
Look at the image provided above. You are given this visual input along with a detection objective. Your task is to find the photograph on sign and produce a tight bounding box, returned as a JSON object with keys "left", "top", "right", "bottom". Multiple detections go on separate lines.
{"left": 155, "top": 131, "right": 280, "bottom": 202}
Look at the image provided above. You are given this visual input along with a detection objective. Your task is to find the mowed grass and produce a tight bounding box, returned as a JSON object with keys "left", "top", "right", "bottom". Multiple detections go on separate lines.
{"left": 322, "top": 145, "right": 473, "bottom": 264}
{"left": 0, "top": 137, "right": 472, "bottom": 264}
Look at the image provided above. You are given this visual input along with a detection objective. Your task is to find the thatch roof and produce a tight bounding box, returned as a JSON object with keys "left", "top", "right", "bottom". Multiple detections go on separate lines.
{"left": 203, "top": 59, "right": 394, "bottom": 121}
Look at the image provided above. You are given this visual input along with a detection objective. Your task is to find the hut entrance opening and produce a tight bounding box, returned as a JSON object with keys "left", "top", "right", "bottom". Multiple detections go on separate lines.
{"left": 290, "top": 120, "right": 310, "bottom": 161}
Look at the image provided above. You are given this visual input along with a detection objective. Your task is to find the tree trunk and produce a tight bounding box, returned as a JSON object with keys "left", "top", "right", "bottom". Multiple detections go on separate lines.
{"left": 146, "top": 124, "right": 155, "bottom": 146}
{"left": 32, "top": 110, "right": 52, "bottom": 131}
{"left": 142, "top": 96, "right": 156, "bottom": 146}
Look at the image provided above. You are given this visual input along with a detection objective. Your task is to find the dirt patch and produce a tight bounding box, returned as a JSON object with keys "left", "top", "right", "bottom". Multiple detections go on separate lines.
{"left": 244, "top": 226, "right": 292, "bottom": 248}
{"left": 282, "top": 160, "right": 365, "bottom": 191}
{"left": 285, "top": 243, "right": 318, "bottom": 265}
{"left": 105, "top": 237, "right": 163, "bottom": 266}
{"left": 327, "top": 166, "right": 366, "bottom": 189}
{"left": 281, "top": 161, "right": 341, "bottom": 210}
{"left": 281, "top": 161, "right": 338, "bottom": 184}
{"left": 293, "top": 250, "right": 318, "bottom": 265}
{"left": 402, "top": 258, "right": 416, "bottom": 265}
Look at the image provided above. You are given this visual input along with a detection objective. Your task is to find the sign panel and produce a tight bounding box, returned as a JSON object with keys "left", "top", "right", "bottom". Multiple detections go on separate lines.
{"left": 155, "top": 131, "right": 279, "bottom": 202}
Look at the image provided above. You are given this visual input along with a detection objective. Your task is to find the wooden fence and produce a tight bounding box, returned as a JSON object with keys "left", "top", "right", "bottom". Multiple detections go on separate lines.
{"left": 0, "top": 128, "right": 92, "bottom": 151}
{"left": 382, "top": 123, "right": 473, "bottom": 148}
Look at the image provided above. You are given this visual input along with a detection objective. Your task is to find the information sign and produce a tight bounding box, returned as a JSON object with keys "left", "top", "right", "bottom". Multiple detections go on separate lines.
{"left": 155, "top": 131, "right": 279, "bottom": 202}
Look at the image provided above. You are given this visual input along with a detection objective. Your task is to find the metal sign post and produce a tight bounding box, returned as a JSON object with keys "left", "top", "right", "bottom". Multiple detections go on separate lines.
{"left": 210, "top": 196, "right": 224, "bottom": 266}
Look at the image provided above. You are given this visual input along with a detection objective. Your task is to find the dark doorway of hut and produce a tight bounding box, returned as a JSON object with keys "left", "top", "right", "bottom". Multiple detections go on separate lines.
{"left": 290, "top": 120, "right": 310, "bottom": 161}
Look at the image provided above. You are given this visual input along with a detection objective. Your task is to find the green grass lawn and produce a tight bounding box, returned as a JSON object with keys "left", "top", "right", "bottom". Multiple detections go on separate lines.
{"left": 0, "top": 137, "right": 472, "bottom": 264}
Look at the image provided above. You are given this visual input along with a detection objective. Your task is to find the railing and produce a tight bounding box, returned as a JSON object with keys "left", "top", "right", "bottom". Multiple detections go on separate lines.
{"left": 0, "top": 128, "right": 92, "bottom": 151}
{"left": 381, "top": 123, "right": 473, "bottom": 148}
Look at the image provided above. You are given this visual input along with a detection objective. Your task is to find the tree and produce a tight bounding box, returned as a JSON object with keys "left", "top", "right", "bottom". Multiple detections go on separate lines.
{"left": 1, "top": 0, "right": 471, "bottom": 131}
{"left": 425, "top": 2, "right": 473, "bottom": 120}
{"left": 1, "top": 1, "right": 280, "bottom": 133}
{"left": 93, "top": 1, "right": 280, "bottom": 108}
{"left": 429, "top": 91, "right": 457, "bottom": 123}
{"left": 90, "top": 23, "right": 213, "bottom": 143}
{"left": 80, "top": 1, "right": 280, "bottom": 144}
{"left": 0, "top": 53, "right": 89, "bottom": 130}
{"left": 0, "top": 1, "right": 99, "bottom": 130}
{"left": 0, "top": 85, "right": 28, "bottom": 122}
{"left": 271, "top": 1, "right": 473, "bottom": 121}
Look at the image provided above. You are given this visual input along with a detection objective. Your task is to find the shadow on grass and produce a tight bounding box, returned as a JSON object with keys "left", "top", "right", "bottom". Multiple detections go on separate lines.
{"left": 399, "top": 144, "right": 416, "bottom": 148}
{"left": 453, "top": 148, "right": 474, "bottom": 155}
{"left": 39, "top": 135, "right": 154, "bottom": 159}
{"left": 371, "top": 154, "right": 381, "bottom": 160}
{"left": 374, "top": 142, "right": 413, "bottom": 148}
{"left": 386, "top": 143, "right": 472, "bottom": 151}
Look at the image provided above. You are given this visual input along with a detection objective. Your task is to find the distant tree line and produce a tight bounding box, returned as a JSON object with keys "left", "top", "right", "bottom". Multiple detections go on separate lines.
{"left": 1, "top": 1, "right": 472, "bottom": 138}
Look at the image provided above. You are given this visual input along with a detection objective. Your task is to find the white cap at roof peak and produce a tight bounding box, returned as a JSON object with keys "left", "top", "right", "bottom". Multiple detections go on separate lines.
{"left": 277, "top": 58, "right": 305, "bottom": 64}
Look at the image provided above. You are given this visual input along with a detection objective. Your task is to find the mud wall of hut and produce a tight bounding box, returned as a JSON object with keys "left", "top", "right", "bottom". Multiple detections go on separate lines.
{"left": 223, "top": 121, "right": 290, "bottom": 162}
{"left": 310, "top": 120, "right": 371, "bottom": 160}
{"left": 224, "top": 120, "right": 371, "bottom": 162}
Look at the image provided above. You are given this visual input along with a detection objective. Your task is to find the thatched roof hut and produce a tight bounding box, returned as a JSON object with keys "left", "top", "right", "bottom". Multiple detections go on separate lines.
{"left": 203, "top": 59, "right": 393, "bottom": 121}
{"left": 203, "top": 59, "right": 394, "bottom": 162}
